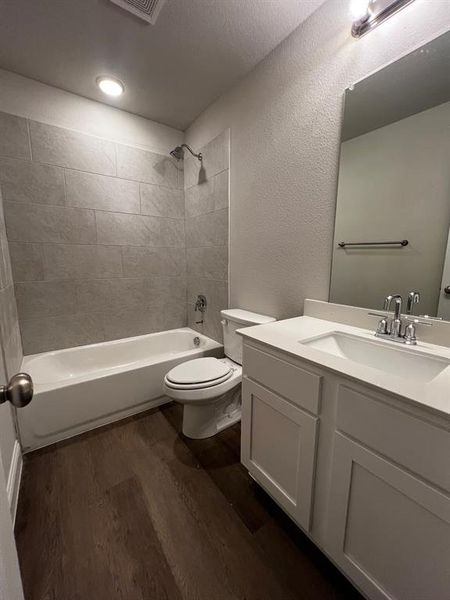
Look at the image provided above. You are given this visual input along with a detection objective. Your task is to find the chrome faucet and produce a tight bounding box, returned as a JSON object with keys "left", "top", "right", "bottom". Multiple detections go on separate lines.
{"left": 406, "top": 291, "right": 420, "bottom": 315}
{"left": 368, "top": 293, "right": 431, "bottom": 345}
{"left": 194, "top": 294, "right": 207, "bottom": 324}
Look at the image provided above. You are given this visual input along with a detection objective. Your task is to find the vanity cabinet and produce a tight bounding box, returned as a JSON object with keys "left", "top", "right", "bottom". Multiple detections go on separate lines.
{"left": 241, "top": 377, "right": 318, "bottom": 530}
{"left": 241, "top": 340, "right": 450, "bottom": 600}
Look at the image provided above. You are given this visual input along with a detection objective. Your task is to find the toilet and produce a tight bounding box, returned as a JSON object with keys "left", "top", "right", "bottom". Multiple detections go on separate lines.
{"left": 163, "top": 309, "right": 275, "bottom": 439}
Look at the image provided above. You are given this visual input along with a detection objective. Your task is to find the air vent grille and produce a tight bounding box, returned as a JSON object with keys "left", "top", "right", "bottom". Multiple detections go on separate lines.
{"left": 109, "top": 0, "right": 167, "bottom": 24}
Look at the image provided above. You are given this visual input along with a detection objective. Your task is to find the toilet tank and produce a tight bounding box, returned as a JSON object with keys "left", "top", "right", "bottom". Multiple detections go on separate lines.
{"left": 221, "top": 309, "right": 276, "bottom": 365}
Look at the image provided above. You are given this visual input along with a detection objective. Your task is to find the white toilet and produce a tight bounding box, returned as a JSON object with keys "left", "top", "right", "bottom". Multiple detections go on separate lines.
{"left": 163, "top": 309, "right": 275, "bottom": 439}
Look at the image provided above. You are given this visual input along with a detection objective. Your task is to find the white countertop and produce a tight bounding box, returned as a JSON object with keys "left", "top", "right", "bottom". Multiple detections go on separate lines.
{"left": 238, "top": 316, "right": 450, "bottom": 418}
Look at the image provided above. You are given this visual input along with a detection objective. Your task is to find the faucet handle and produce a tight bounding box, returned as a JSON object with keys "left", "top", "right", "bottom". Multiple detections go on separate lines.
{"left": 404, "top": 316, "right": 432, "bottom": 327}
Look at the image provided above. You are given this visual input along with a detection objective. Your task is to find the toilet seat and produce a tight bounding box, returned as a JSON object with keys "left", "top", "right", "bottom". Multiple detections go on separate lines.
{"left": 163, "top": 357, "right": 242, "bottom": 403}
{"left": 166, "top": 357, "right": 232, "bottom": 390}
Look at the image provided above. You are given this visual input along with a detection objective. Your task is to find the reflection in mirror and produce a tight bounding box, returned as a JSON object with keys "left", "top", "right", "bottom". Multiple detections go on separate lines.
{"left": 330, "top": 30, "right": 450, "bottom": 321}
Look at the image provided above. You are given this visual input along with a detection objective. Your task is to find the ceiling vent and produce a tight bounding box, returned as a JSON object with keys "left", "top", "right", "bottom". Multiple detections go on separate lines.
{"left": 109, "top": 0, "right": 167, "bottom": 24}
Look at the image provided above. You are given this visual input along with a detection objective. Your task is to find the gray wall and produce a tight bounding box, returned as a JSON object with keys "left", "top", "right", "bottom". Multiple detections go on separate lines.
{"left": 185, "top": 0, "right": 450, "bottom": 321}
{"left": 0, "top": 184, "right": 22, "bottom": 484}
{"left": 0, "top": 111, "right": 186, "bottom": 354}
{"left": 184, "top": 130, "right": 230, "bottom": 342}
{"left": 330, "top": 101, "right": 450, "bottom": 315}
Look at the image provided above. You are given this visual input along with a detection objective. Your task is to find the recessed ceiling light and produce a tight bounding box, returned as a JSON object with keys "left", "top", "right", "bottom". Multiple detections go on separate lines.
{"left": 96, "top": 76, "right": 124, "bottom": 97}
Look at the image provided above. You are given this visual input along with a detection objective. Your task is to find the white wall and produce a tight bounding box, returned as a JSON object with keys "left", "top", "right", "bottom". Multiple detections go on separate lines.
{"left": 0, "top": 69, "right": 183, "bottom": 154}
{"left": 331, "top": 101, "right": 450, "bottom": 315}
{"left": 185, "top": 0, "right": 450, "bottom": 319}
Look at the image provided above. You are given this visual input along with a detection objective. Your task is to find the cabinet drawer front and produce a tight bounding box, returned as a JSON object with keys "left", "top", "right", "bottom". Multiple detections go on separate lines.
{"left": 243, "top": 344, "right": 321, "bottom": 414}
{"left": 337, "top": 384, "right": 450, "bottom": 491}
{"left": 241, "top": 378, "right": 318, "bottom": 531}
{"left": 326, "top": 433, "right": 450, "bottom": 600}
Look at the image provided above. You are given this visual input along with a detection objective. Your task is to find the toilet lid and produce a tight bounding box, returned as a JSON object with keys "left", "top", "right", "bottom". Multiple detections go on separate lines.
{"left": 166, "top": 357, "right": 231, "bottom": 385}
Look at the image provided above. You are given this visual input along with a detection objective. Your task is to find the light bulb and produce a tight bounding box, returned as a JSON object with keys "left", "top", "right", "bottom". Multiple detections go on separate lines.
{"left": 96, "top": 77, "right": 124, "bottom": 97}
{"left": 350, "top": 0, "right": 369, "bottom": 20}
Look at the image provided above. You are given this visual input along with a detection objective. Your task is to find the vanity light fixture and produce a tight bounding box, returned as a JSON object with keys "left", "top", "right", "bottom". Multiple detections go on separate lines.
{"left": 351, "top": 0, "right": 416, "bottom": 37}
{"left": 96, "top": 76, "right": 124, "bottom": 97}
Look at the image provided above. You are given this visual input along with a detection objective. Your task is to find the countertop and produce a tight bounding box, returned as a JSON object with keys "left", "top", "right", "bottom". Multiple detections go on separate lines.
{"left": 238, "top": 316, "right": 450, "bottom": 418}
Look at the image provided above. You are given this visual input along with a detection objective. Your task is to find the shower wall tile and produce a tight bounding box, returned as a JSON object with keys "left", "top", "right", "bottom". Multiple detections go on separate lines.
{"left": 185, "top": 208, "right": 228, "bottom": 248}
{"left": 101, "top": 307, "right": 162, "bottom": 342}
{"left": 30, "top": 121, "right": 116, "bottom": 175}
{"left": 184, "top": 130, "right": 229, "bottom": 189}
{"left": 140, "top": 183, "right": 184, "bottom": 219}
{"left": 4, "top": 202, "right": 96, "bottom": 244}
{"left": 0, "top": 158, "right": 65, "bottom": 205}
{"left": 116, "top": 144, "right": 178, "bottom": 188}
{"left": 0, "top": 184, "right": 23, "bottom": 372}
{"left": 15, "top": 280, "right": 78, "bottom": 320}
{"left": 0, "top": 112, "right": 30, "bottom": 160}
{"left": 187, "top": 246, "right": 228, "bottom": 281}
{"left": 20, "top": 313, "right": 104, "bottom": 355}
{"left": 9, "top": 242, "right": 45, "bottom": 282}
{"left": 42, "top": 244, "right": 123, "bottom": 280}
{"left": 121, "top": 246, "right": 185, "bottom": 277}
{"left": 185, "top": 169, "right": 229, "bottom": 217}
{"left": 96, "top": 211, "right": 184, "bottom": 247}
{"left": 77, "top": 278, "right": 147, "bottom": 314}
{"left": 185, "top": 130, "right": 229, "bottom": 343}
{"left": 65, "top": 170, "right": 140, "bottom": 213}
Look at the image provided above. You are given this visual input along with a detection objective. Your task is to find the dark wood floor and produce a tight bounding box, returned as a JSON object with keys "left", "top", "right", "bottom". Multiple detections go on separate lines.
{"left": 15, "top": 403, "right": 362, "bottom": 600}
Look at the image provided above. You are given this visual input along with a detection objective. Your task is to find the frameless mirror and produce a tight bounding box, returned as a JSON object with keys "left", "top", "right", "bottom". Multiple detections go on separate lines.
{"left": 330, "top": 30, "right": 450, "bottom": 321}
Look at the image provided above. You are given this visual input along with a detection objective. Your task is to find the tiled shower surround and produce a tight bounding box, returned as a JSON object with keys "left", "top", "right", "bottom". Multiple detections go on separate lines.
{"left": 0, "top": 110, "right": 229, "bottom": 354}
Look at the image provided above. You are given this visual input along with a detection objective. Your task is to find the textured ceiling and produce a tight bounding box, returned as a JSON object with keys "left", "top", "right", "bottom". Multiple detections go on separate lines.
{"left": 0, "top": 0, "right": 326, "bottom": 130}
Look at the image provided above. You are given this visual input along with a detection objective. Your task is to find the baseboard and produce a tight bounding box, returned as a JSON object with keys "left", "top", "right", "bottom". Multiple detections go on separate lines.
{"left": 6, "top": 440, "right": 22, "bottom": 523}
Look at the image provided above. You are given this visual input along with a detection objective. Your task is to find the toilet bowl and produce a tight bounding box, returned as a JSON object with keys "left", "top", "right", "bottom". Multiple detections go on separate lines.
{"left": 163, "top": 309, "right": 275, "bottom": 439}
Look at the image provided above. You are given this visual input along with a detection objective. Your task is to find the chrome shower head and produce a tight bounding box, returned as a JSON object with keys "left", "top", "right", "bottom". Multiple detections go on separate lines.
{"left": 169, "top": 144, "right": 202, "bottom": 162}
{"left": 170, "top": 146, "right": 185, "bottom": 160}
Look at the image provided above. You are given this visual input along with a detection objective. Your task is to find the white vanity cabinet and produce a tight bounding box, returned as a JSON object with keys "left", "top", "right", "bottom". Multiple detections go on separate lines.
{"left": 241, "top": 345, "right": 322, "bottom": 531}
{"left": 240, "top": 339, "right": 450, "bottom": 600}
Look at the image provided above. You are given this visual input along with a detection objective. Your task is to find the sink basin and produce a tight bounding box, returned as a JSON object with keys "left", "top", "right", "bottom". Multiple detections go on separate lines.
{"left": 300, "top": 332, "right": 450, "bottom": 383}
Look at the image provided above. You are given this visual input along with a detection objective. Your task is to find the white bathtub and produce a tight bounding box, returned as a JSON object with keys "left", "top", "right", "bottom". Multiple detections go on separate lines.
{"left": 17, "top": 328, "right": 223, "bottom": 451}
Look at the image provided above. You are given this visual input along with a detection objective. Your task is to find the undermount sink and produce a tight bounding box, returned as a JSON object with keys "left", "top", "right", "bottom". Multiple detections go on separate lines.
{"left": 300, "top": 332, "right": 450, "bottom": 383}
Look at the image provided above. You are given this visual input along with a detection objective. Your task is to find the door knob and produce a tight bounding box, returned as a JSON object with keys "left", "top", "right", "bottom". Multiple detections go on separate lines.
{"left": 444, "top": 286, "right": 450, "bottom": 295}
{"left": 0, "top": 373, "right": 33, "bottom": 408}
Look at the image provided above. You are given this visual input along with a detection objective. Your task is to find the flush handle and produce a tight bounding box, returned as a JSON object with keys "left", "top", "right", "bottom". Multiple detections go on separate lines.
{"left": 0, "top": 372, "right": 33, "bottom": 408}
{"left": 444, "top": 286, "right": 450, "bottom": 295}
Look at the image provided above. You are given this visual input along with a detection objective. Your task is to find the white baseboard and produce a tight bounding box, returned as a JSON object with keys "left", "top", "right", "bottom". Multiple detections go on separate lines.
{"left": 6, "top": 441, "right": 22, "bottom": 524}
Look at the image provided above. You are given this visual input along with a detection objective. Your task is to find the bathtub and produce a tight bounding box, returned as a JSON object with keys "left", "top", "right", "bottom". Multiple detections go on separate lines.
{"left": 17, "top": 328, "right": 223, "bottom": 451}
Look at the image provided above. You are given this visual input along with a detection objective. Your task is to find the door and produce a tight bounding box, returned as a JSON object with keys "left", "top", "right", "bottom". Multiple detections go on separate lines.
{"left": 437, "top": 226, "right": 450, "bottom": 320}
{"left": 0, "top": 455, "right": 24, "bottom": 600}
{"left": 326, "top": 433, "right": 450, "bottom": 600}
{"left": 241, "top": 377, "right": 318, "bottom": 531}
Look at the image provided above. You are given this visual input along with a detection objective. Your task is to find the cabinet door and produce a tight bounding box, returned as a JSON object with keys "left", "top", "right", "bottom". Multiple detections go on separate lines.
{"left": 326, "top": 433, "right": 450, "bottom": 600}
{"left": 241, "top": 377, "right": 318, "bottom": 531}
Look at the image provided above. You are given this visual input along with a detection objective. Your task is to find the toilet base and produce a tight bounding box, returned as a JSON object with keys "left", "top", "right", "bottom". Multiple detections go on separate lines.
{"left": 181, "top": 386, "right": 241, "bottom": 439}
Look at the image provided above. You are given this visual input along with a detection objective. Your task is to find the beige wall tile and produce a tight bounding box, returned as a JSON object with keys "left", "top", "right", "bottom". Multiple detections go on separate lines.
{"left": 15, "top": 280, "right": 78, "bottom": 320}
{"left": 140, "top": 183, "right": 184, "bottom": 219}
{"left": 0, "top": 112, "right": 30, "bottom": 160}
{"left": 20, "top": 313, "right": 104, "bottom": 355}
{"left": 0, "top": 158, "right": 65, "bottom": 205}
{"left": 65, "top": 170, "right": 139, "bottom": 213}
{"left": 42, "top": 244, "right": 122, "bottom": 280}
{"left": 4, "top": 202, "right": 96, "bottom": 244}
{"left": 77, "top": 278, "right": 147, "bottom": 313}
{"left": 185, "top": 209, "right": 228, "bottom": 247}
{"left": 117, "top": 144, "right": 178, "bottom": 188}
{"left": 9, "top": 242, "right": 44, "bottom": 282}
{"left": 96, "top": 211, "right": 184, "bottom": 247}
{"left": 121, "top": 246, "right": 185, "bottom": 277}
{"left": 30, "top": 121, "right": 116, "bottom": 175}
{"left": 187, "top": 246, "right": 228, "bottom": 281}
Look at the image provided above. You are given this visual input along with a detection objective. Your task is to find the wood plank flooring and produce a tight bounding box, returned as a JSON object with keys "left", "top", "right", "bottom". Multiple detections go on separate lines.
{"left": 15, "top": 403, "right": 363, "bottom": 600}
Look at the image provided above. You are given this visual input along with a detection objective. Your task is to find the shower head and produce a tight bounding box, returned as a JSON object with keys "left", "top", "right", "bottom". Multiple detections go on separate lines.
{"left": 169, "top": 144, "right": 202, "bottom": 162}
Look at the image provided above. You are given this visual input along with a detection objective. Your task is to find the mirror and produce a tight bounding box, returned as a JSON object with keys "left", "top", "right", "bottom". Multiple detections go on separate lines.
{"left": 330, "top": 30, "right": 450, "bottom": 321}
